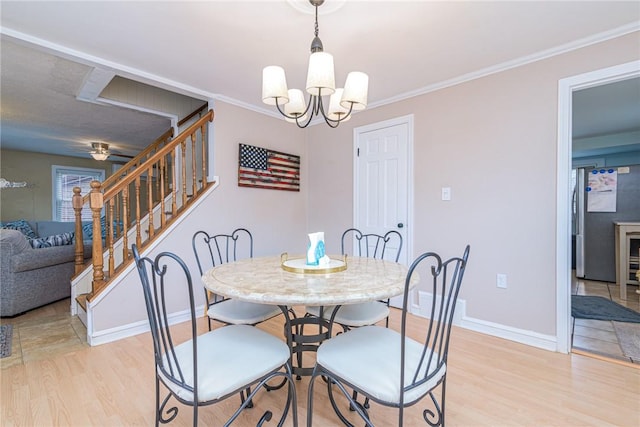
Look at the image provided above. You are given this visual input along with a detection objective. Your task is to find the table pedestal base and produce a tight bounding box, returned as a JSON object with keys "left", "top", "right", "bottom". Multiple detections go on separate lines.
{"left": 281, "top": 307, "right": 332, "bottom": 379}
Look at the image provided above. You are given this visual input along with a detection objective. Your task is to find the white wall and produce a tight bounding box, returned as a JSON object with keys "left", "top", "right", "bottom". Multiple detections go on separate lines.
{"left": 89, "top": 31, "right": 640, "bottom": 348}
{"left": 306, "top": 31, "right": 640, "bottom": 339}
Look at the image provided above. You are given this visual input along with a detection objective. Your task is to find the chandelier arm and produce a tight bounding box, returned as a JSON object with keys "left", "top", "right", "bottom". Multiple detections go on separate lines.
{"left": 273, "top": 96, "right": 311, "bottom": 120}
{"left": 273, "top": 96, "right": 316, "bottom": 128}
{"left": 316, "top": 94, "right": 355, "bottom": 127}
{"left": 296, "top": 96, "right": 317, "bottom": 128}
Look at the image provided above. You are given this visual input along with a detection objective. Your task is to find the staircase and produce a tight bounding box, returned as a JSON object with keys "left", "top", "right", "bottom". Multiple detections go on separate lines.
{"left": 70, "top": 107, "right": 215, "bottom": 345}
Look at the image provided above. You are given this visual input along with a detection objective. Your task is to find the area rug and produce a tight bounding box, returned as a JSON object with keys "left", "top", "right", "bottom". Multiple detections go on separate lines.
{"left": 0, "top": 324, "right": 13, "bottom": 358}
{"left": 571, "top": 295, "right": 640, "bottom": 323}
{"left": 612, "top": 321, "right": 640, "bottom": 362}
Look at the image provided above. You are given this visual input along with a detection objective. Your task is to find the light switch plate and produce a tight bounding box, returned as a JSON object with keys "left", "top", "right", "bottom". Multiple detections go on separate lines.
{"left": 497, "top": 273, "right": 508, "bottom": 289}
{"left": 441, "top": 187, "right": 451, "bottom": 201}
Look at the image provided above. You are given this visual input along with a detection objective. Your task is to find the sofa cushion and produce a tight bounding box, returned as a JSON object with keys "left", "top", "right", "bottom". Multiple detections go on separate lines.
{"left": 29, "top": 232, "right": 75, "bottom": 249}
{"left": 0, "top": 219, "right": 38, "bottom": 240}
{"left": 34, "top": 221, "right": 77, "bottom": 238}
{"left": 0, "top": 229, "right": 33, "bottom": 253}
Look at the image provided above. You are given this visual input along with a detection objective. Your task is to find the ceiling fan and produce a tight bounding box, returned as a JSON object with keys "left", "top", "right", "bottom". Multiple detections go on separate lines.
{"left": 90, "top": 142, "right": 134, "bottom": 162}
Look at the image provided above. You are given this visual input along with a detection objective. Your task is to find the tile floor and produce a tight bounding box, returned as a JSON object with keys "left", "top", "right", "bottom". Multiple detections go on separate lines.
{"left": 0, "top": 298, "right": 87, "bottom": 369}
{"left": 571, "top": 273, "right": 640, "bottom": 364}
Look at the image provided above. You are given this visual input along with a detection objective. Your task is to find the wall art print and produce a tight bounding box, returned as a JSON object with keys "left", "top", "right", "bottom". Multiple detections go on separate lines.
{"left": 238, "top": 143, "right": 300, "bottom": 191}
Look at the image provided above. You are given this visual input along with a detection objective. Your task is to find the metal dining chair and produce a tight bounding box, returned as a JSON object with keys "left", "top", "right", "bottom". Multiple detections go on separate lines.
{"left": 305, "top": 228, "right": 403, "bottom": 409}
{"left": 307, "top": 245, "right": 470, "bottom": 427}
{"left": 192, "top": 228, "right": 282, "bottom": 330}
{"left": 131, "top": 244, "right": 298, "bottom": 427}
{"left": 306, "top": 228, "right": 403, "bottom": 331}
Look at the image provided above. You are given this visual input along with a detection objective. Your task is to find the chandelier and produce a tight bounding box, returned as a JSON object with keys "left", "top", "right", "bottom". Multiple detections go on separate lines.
{"left": 90, "top": 142, "right": 110, "bottom": 161}
{"left": 262, "top": 0, "right": 368, "bottom": 128}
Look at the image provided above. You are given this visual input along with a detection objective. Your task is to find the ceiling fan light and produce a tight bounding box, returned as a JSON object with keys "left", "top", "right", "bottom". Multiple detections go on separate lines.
{"left": 90, "top": 142, "right": 110, "bottom": 161}
{"left": 306, "top": 52, "right": 335, "bottom": 96}
{"left": 340, "top": 71, "right": 368, "bottom": 110}
{"left": 262, "top": 66, "right": 289, "bottom": 105}
{"left": 91, "top": 152, "right": 110, "bottom": 161}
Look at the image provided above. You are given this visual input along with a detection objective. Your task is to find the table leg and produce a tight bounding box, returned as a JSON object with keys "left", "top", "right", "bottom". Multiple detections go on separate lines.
{"left": 280, "top": 305, "right": 332, "bottom": 379}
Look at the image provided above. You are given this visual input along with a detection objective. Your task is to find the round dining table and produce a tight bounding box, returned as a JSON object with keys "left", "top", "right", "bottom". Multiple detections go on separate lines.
{"left": 202, "top": 254, "right": 417, "bottom": 377}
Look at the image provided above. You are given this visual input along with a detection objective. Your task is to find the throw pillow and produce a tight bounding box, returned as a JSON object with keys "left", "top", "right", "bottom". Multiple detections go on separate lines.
{"left": 82, "top": 216, "right": 119, "bottom": 240}
{"left": 0, "top": 219, "right": 38, "bottom": 240}
{"left": 30, "top": 232, "right": 75, "bottom": 249}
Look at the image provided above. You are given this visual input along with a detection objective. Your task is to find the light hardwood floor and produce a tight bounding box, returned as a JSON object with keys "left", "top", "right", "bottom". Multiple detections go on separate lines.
{"left": 2, "top": 299, "right": 639, "bottom": 426}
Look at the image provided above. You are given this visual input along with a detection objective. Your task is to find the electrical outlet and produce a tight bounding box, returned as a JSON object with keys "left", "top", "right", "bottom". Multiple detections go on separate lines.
{"left": 497, "top": 273, "right": 508, "bottom": 289}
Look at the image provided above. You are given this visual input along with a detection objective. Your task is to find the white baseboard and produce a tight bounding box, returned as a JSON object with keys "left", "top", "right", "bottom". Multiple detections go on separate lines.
{"left": 459, "top": 316, "right": 557, "bottom": 352}
{"left": 413, "top": 291, "right": 465, "bottom": 325}
{"left": 412, "top": 291, "right": 557, "bottom": 352}
{"left": 87, "top": 305, "right": 205, "bottom": 346}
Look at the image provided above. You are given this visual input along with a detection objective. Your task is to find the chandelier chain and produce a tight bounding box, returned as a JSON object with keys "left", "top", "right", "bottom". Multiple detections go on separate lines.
{"left": 314, "top": 3, "right": 319, "bottom": 38}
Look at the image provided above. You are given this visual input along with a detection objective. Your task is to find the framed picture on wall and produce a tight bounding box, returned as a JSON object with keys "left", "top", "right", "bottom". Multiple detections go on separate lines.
{"left": 238, "top": 143, "right": 300, "bottom": 192}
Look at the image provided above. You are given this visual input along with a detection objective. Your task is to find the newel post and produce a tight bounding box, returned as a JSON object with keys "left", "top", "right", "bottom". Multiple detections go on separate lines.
{"left": 89, "top": 180, "right": 105, "bottom": 297}
{"left": 72, "top": 187, "right": 85, "bottom": 274}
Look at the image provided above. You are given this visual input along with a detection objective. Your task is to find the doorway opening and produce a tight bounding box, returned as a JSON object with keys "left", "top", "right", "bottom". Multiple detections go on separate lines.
{"left": 557, "top": 60, "right": 640, "bottom": 360}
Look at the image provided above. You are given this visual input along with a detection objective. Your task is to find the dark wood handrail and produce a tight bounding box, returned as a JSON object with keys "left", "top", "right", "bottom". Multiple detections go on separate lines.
{"left": 178, "top": 102, "right": 208, "bottom": 127}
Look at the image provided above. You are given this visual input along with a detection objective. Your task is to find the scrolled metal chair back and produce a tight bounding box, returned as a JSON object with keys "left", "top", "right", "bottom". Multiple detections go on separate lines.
{"left": 341, "top": 227, "right": 403, "bottom": 262}
{"left": 132, "top": 245, "right": 200, "bottom": 406}
{"left": 192, "top": 228, "right": 253, "bottom": 275}
{"left": 398, "top": 245, "right": 470, "bottom": 421}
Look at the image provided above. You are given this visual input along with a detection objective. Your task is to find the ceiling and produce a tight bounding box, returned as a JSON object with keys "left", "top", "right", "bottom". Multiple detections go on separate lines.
{"left": 1, "top": 1, "right": 639, "bottom": 160}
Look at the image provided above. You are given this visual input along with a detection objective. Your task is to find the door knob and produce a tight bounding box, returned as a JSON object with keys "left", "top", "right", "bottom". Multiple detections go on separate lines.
{"left": 397, "top": 223, "right": 404, "bottom": 228}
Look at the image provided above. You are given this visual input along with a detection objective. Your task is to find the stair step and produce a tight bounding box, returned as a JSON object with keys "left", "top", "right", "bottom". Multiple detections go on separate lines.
{"left": 76, "top": 293, "right": 88, "bottom": 311}
{"left": 75, "top": 293, "right": 89, "bottom": 328}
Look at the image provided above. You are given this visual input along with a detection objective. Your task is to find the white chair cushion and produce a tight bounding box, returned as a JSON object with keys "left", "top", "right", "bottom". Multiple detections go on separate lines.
{"left": 306, "top": 302, "right": 390, "bottom": 327}
{"left": 317, "top": 325, "right": 445, "bottom": 405}
{"left": 159, "top": 324, "right": 290, "bottom": 403}
{"left": 208, "top": 299, "right": 281, "bottom": 325}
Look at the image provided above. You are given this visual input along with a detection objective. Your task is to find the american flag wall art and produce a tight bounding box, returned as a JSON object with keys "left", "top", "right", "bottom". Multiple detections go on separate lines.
{"left": 238, "top": 143, "right": 300, "bottom": 191}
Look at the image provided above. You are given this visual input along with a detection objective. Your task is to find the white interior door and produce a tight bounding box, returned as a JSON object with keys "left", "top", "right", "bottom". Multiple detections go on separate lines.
{"left": 354, "top": 115, "right": 413, "bottom": 308}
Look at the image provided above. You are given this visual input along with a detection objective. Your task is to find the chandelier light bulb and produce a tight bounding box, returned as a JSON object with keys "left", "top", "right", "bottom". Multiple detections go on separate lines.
{"left": 341, "top": 71, "right": 369, "bottom": 110}
{"left": 306, "top": 52, "right": 335, "bottom": 96}
{"left": 262, "top": 66, "right": 289, "bottom": 105}
{"left": 327, "top": 88, "right": 350, "bottom": 122}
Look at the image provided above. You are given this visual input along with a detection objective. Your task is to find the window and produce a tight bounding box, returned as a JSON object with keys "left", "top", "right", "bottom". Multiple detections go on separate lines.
{"left": 52, "top": 166, "right": 105, "bottom": 222}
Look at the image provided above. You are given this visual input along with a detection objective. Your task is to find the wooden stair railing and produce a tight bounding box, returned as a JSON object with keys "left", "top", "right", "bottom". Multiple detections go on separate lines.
{"left": 74, "top": 109, "right": 214, "bottom": 303}
{"left": 71, "top": 103, "right": 209, "bottom": 264}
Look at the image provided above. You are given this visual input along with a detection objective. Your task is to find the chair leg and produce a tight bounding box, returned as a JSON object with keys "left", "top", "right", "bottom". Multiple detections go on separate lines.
{"left": 349, "top": 391, "right": 370, "bottom": 411}
{"left": 240, "top": 387, "right": 254, "bottom": 408}
{"left": 155, "top": 377, "right": 160, "bottom": 427}
{"left": 423, "top": 383, "right": 445, "bottom": 427}
{"left": 193, "top": 404, "right": 198, "bottom": 427}
{"left": 441, "top": 379, "right": 447, "bottom": 427}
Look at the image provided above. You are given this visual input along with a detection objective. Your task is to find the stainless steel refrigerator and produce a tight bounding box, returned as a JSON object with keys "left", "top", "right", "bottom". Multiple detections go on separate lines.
{"left": 575, "top": 164, "right": 640, "bottom": 282}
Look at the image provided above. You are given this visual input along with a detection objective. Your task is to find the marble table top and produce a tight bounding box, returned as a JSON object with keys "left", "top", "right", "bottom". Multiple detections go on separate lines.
{"left": 202, "top": 254, "right": 417, "bottom": 306}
